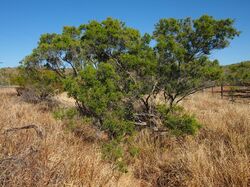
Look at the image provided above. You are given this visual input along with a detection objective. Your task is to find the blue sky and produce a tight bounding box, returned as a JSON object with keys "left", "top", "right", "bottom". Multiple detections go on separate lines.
{"left": 0, "top": 0, "right": 249, "bottom": 67}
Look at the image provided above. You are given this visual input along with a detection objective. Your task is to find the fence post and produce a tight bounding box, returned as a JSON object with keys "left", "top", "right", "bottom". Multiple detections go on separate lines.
{"left": 221, "top": 83, "right": 224, "bottom": 99}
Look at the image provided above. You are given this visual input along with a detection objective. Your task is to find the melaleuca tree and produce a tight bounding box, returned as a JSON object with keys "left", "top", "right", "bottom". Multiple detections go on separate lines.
{"left": 22, "top": 18, "right": 156, "bottom": 138}
{"left": 153, "top": 15, "right": 239, "bottom": 107}
{"left": 20, "top": 16, "right": 239, "bottom": 137}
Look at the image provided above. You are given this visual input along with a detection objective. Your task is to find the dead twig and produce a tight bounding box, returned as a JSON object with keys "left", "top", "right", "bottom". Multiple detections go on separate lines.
{"left": 134, "top": 122, "right": 148, "bottom": 126}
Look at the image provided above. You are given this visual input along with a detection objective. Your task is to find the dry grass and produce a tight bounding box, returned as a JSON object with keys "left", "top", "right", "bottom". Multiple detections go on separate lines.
{"left": 0, "top": 88, "right": 249, "bottom": 186}
{"left": 0, "top": 88, "right": 139, "bottom": 186}
{"left": 133, "top": 93, "right": 250, "bottom": 186}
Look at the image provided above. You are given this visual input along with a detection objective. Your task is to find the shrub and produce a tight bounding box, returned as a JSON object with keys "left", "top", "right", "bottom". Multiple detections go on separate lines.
{"left": 102, "top": 137, "right": 140, "bottom": 172}
{"left": 53, "top": 107, "right": 78, "bottom": 120}
{"left": 157, "top": 105, "right": 201, "bottom": 135}
{"left": 102, "top": 140, "right": 124, "bottom": 162}
{"left": 12, "top": 66, "right": 63, "bottom": 101}
{"left": 53, "top": 107, "right": 83, "bottom": 131}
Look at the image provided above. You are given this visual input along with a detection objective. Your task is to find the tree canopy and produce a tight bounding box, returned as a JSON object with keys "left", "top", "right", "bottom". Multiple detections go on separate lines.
{"left": 20, "top": 15, "right": 239, "bottom": 138}
{"left": 153, "top": 15, "right": 239, "bottom": 105}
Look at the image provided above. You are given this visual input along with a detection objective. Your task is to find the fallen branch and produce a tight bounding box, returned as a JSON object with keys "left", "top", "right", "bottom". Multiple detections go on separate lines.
{"left": 0, "top": 146, "right": 38, "bottom": 164}
{"left": 3, "top": 124, "right": 44, "bottom": 139}
{"left": 134, "top": 121, "right": 169, "bottom": 135}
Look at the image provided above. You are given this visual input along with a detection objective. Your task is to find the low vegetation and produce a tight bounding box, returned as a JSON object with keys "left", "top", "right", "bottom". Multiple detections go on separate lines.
{"left": 223, "top": 61, "right": 250, "bottom": 86}
{"left": 0, "top": 68, "right": 18, "bottom": 86}
{"left": 0, "top": 88, "right": 249, "bottom": 186}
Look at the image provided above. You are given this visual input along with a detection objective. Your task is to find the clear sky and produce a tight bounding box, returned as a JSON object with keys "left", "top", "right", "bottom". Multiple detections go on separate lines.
{"left": 0, "top": 0, "right": 249, "bottom": 67}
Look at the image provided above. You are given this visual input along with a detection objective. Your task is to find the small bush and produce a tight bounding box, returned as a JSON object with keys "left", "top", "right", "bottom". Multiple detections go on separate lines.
{"left": 16, "top": 87, "right": 42, "bottom": 103}
{"left": 157, "top": 105, "right": 201, "bottom": 136}
{"left": 53, "top": 107, "right": 82, "bottom": 131}
{"left": 166, "top": 113, "right": 202, "bottom": 136}
{"left": 12, "top": 67, "right": 63, "bottom": 101}
{"left": 102, "top": 140, "right": 128, "bottom": 172}
{"left": 101, "top": 137, "right": 140, "bottom": 173}
{"left": 53, "top": 108, "right": 78, "bottom": 120}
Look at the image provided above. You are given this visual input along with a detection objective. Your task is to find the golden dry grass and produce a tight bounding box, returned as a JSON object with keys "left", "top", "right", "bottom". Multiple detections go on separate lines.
{"left": 0, "top": 88, "right": 249, "bottom": 186}
{"left": 132, "top": 93, "right": 250, "bottom": 186}
{"left": 0, "top": 88, "right": 139, "bottom": 186}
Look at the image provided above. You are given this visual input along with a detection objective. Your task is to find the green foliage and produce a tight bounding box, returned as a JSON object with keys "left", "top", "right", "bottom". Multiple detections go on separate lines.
{"left": 166, "top": 113, "right": 201, "bottom": 136}
{"left": 63, "top": 62, "right": 136, "bottom": 138}
{"left": 128, "top": 146, "right": 140, "bottom": 157}
{"left": 102, "top": 140, "right": 128, "bottom": 172}
{"left": 64, "top": 63, "right": 123, "bottom": 116}
{"left": 53, "top": 107, "right": 93, "bottom": 131}
{"left": 157, "top": 105, "right": 201, "bottom": 135}
{"left": 53, "top": 107, "right": 78, "bottom": 120}
{"left": 154, "top": 15, "right": 239, "bottom": 105}
{"left": 224, "top": 61, "right": 250, "bottom": 86}
{"left": 12, "top": 66, "right": 63, "bottom": 99}
{"left": 103, "top": 116, "right": 134, "bottom": 139}
{"left": 102, "top": 137, "right": 140, "bottom": 173}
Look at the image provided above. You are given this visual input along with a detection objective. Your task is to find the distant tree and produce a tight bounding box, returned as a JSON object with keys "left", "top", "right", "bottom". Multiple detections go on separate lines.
{"left": 0, "top": 68, "right": 17, "bottom": 86}
{"left": 12, "top": 66, "right": 63, "bottom": 101}
{"left": 0, "top": 68, "right": 6, "bottom": 85}
{"left": 225, "top": 61, "right": 250, "bottom": 86}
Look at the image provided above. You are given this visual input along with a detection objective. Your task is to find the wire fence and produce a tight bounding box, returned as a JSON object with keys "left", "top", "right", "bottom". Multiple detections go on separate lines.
{"left": 209, "top": 85, "right": 250, "bottom": 102}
